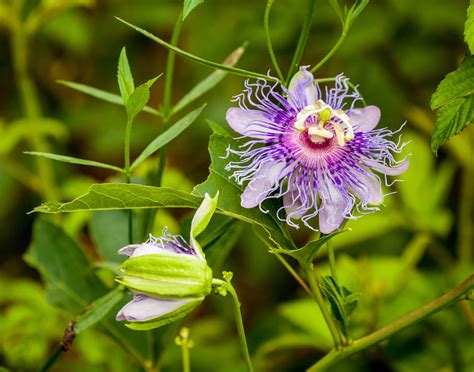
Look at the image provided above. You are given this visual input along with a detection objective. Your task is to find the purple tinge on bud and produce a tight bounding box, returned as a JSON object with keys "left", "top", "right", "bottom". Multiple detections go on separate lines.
{"left": 225, "top": 66, "right": 409, "bottom": 233}
{"left": 116, "top": 294, "right": 196, "bottom": 322}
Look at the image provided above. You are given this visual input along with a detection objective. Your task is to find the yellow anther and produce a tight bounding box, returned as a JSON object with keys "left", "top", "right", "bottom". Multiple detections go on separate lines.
{"left": 318, "top": 107, "right": 332, "bottom": 122}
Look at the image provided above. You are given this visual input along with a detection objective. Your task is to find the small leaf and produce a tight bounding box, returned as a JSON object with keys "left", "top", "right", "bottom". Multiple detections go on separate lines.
{"left": 206, "top": 119, "right": 232, "bottom": 136}
{"left": 270, "top": 229, "right": 349, "bottom": 264}
{"left": 183, "top": 0, "right": 204, "bottom": 20}
{"left": 465, "top": 1, "right": 474, "bottom": 54}
{"left": 58, "top": 80, "right": 162, "bottom": 116}
{"left": 432, "top": 95, "right": 474, "bottom": 154}
{"left": 430, "top": 56, "right": 474, "bottom": 110}
{"left": 191, "top": 192, "right": 219, "bottom": 239}
{"left": 126, "top": 76, "right": 159, "bottom": 123}
{"left": 170, "top": 45, "right": 245, "bottom": 116}
{"left": 319, "top": 276, "right": 360, "bottom": 338}
{"left": 131, "top": 104, "right": 205, "bottom": 171}
{"left": 117, "top": 47, "right": 135, "bottom": 103}
{"left": 24, "top": 151, "right": 123, "bottom": 172}
{"left": 75, "top": 286, "right": 125, "bottom": 334}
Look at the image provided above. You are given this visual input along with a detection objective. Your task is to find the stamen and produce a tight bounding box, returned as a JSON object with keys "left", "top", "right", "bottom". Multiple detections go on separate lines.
{"left": 293, "top": 100, "right": 355, "bottom": 146}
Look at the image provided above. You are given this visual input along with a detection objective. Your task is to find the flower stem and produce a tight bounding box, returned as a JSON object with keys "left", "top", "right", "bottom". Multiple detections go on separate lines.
{"left": 310, "top": 30, "right": 346, "bottom": 74}
{"left": 286, "top": 0, "right": 316, "bottom": 85}
{"left": 274, "top": 252, "right": 312, "bottom": 295}
{"left": 264, "top": 0, "right": 284, "bottom": 82}
{"left": 213, "top": 278, "right": 253, "bottom": 372}
{"left": 303, "top": 263, "right": 342, "bottom": 350}
{"left": 40, "top": 345, "right": 63, "bottom": 372}
{"left": 308, "top": 275, "right": 474, "bottom": 371}
{"left": 326, "top": 241, "right": 339, "bottom": 283}
{"left": 123, "top": 117, "right": 133, "bottom": 243}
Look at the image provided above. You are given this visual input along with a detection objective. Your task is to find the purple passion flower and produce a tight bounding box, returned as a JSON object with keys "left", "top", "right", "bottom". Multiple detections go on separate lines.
{"left": 225, "top": 67, "right": 409, "bottom": 233}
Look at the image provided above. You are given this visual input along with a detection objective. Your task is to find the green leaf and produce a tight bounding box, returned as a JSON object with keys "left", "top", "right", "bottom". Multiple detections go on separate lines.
{"left": 204, "top": 221, "right": 243, "bottom": 272}
{"left": 31, "top": 184, "right": 202, "bottom": 213}
{"left": 75, "top": 286, "right": 125, "bottom": 334}
{"left": 170, "top": 45, "right": 245, "bottom": 116}
{"left": 430, "top": 56, "right": 474, "bottom": 110}
{"left": 319, "top": 276, "right": 360, "bottom": 338}
{"left": 131, "top": 104, "right": 206, "bottom": 171}
{"left": 24, "top": 151, "right": 123, "bottom": 172}
{"left": 23, "top": 218, "right": 106, "bottom": 313}
{"left": 115, "top": 17, "right": 268, "bottom": 80}
{"left": 126, "top": 76, "right": 160, "bottom": 123}
{"left": 90, "top": 211, "right": 129, "bottom": 262}
{"left": 117, "top": 47, "right": 135, "bottom": 103}
{"left": 270, "top": 229, "right": 349, "bottom": 264}
{"left": 58, "top": 80, "right": 161, "bottom": 116}
{"left": 430, "top": 56, "right": 474, "bottom": 153}
{"left": 183, "top": 0, "right": 204, "bottom": 20}
{"left": 193, "top": 133, "right": 294, "bottom": 250}
{"left": 432, "top": 95, "right": 474, "bottom": 154}
{"left": 465, "top": 1, "right": 474, "bottom": 54}
{"left": 206, "top": 119, "right": 232, "bottom": 136}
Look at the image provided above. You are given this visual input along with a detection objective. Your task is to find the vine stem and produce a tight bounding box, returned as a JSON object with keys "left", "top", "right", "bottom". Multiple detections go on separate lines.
{"left": 310, "top": 31, "right": 346, "bottom": 74}
{"left": 40, "top": 345, "right": 63, "bottom": 372}
{"left": 274, "top": 252, "right": 312, "bottom": 295}
{"left": 123, "top": 117, "right": 133, "bottom": 244}
{"left": 213, "top": 279, "right": 254, "bottom": 372}
{"left": 264, "top": 0, "right": 284, "bottom": 82}
{"left": 286, "top": 0, "right": 316, "bottom": 85}
{"left": 308, "top": 275, "right": 474, "bottom": 371}
{"left": 303, "top": 264, "right": 343, "bottom": 350}
{"left": 326, "top": 241, "right": 339, "bottom": 283}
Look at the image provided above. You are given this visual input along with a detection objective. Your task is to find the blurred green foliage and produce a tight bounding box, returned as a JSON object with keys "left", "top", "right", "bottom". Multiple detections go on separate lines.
{"left": 0, "top": 0, "right": 472, "bottom": 371}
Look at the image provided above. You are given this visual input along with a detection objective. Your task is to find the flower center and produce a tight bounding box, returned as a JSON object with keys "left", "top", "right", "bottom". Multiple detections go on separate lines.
{"left": 293, "top": 100, "right": 354, "bottom": 146}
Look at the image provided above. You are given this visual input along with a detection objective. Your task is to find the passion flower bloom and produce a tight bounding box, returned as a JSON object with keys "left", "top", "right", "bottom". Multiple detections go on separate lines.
{"left": 225, "top": 67, "right": 408, "bottom": 233}
{"left": 116, "top": 193, "right": 218, "bottom": 330}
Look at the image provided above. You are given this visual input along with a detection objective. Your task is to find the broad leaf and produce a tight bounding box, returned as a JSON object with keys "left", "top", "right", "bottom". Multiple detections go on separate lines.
{"left": 31, "top": 184, "right": 202, "bottom": 213}
{"left": 183, "top": 0, "right": 204, "bottom": 20}
{"left": 170, "top": 45, "right": 245, "bottom": 116}
{"left": 193, "top": 133, "right": 294, "bottom": 249}
{"left": 24, "top": 218, "right": 106, "bottom": 313}
{"left": 319, "top": 276, "right": 360, "bottom": 338}
{"left": 58, "top": 80, "right": 161, "bottom": 116}
{"left": 204, "top": 220, "right": 243, "bottom": 272}
{"left": 117, "top": 47, "right": 134, "bottom": 103}
{"left": 126, "top": 77, "right": 160, "bottom": 123}
{"left": 432, "top": 95, "right": 474, "bottom": 154}
{"left": 270, "top": 229, "right": 349, "bottom": 264}
{"left": 131, "top": 104, "right": 206, "bottom": 171}
{"left": 430, "top": 56, "right": 474, "bottom": 110}
{"left": 465, "top": 1, "right": 474, "bottom": 54}
{"left": 90, "top": 211, "right": 130, "bottom": 262}
{"left": 430, "top": 56, "right": 474, "bottom": 153}
{"left": 24, "top": 151, "right": 123, "bottom": 172}
{"left": 75, "top": 286, "right": 125, "bottom": 334}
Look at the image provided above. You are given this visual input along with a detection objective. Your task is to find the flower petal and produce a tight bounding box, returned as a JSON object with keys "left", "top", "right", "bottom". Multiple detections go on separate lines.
{"left": 318, "top": 181, "right": 349, "bottom": 234}
{"left": 283, "top": 190, "right": 304, "bottom": 220}
{"left": 226, "top": 107, "right": 271, "bottom": 139}
{"left": 365, "top": 159, "right": 409, "bottom": 176}
{"left": 241, "top": 161, "right": 287, "bottom": 208}
{"left": 116, "top": 294, "right": 195, "bottom": 322}
{"left": 349, "top": 106, "right": 381, "bottom": 132}
{"left": 287, "top": 66, "right": 318, "bottom": 109}
{"left": 118, "top": 243, "right": 168, "bottom": 258}
{"left": 350, "top": 171, "right": 383, "bottom": 205}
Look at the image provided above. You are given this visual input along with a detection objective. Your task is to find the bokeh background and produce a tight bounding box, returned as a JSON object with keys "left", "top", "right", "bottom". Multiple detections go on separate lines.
{"left": 0, "top": 0, "right": 473, "bottom": 371}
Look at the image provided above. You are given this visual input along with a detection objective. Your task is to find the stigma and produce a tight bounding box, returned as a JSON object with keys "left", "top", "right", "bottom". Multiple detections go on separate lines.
{"left": 293, "top": 100, "right": 354, "bottom": 146}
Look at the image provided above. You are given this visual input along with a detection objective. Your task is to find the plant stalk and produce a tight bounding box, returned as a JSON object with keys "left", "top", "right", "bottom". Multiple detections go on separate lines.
{"left": 264, "top": 0, "right": 284, "bottom": 82}
{"left": 308, "top": 275, "right": 474, "bottom": 371}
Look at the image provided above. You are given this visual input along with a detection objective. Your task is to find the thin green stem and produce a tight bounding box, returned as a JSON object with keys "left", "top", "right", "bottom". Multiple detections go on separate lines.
{"left": 264, "top": 0, "right": 284, "bottom": 82}
{"left": 213, "top": 279, "right": 253, "bottom": 372}
{"left": 326, "top": 241, "right": 339, "bottom": 283}
{"left": 303, "top": 264, "right": 342, "bottom": 350}
{"left": 40, "top": 345, "right": 63, "bottom": 372}
{"left": 181, "top": 340, "right": 191, "bottom": 372}
{"left": 308, "top": 275, "right": 474, "bottom": 371}
{"left": 315, "top": 77, "right": 367, "bottom": 106}
{"left": 286, "top": 0, "right": 316, "bottom": 85}
{"left": 124, "top": 118, "right": 133, "bottom": 243}
{"left": 274, "top": 252, "right": 312, "bottom": 295}
{"left": 310, "top": 30, "right": 346, "bottom": 74}
{"left": 116, "top": 17, "right": 270, "bottom": 81}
